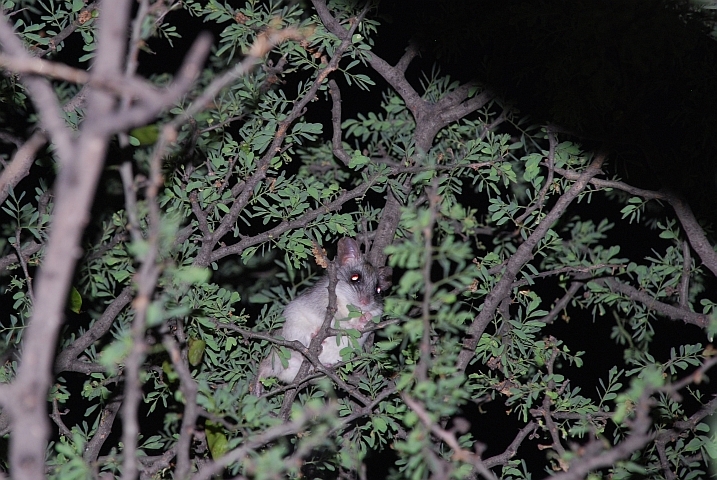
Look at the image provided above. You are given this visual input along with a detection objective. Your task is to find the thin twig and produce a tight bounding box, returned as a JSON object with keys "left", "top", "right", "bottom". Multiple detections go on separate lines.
{"left": 679, "top": 240, "right": 691, "bottom": 308}
{"left": 515, "top": 129, "right": 557, "bottom": 225}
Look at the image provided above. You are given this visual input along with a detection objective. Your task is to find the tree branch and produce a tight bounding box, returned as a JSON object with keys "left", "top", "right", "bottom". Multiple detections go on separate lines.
{"left": 0, "top": 130, "right": 47, "bottom": 206}
{"left": 0, "top": 15, "right": 74, "bottom": 165}
{"left": 457, "top": 153, "right": 606, "bottom": 372}
{"left": 328, "top": 79, "right": 352, "bottom": 166}
{"left": 597, "top": 277, "right": 709, "bottom": 328}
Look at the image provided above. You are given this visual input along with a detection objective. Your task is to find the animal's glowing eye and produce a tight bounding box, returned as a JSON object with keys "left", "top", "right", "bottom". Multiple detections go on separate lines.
{"left": 351, "top": 273, "right": 361, "bottom": 282}
{"left": 376, "top": 286, "right": 382, "bottom": 294}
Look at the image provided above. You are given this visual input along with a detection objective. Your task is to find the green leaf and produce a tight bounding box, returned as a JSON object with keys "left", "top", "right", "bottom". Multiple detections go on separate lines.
{"left": 348, "top": 150, "right": 370, "bottom": 169}
{"left": 188, "top": 338, "right": 206, "bottom": 366}
{"left": 372, "top": 416, "right": 388, "bottom": 433}
{"left": 129, "top": 124, "right": 159, "bottom": 145}
{"left": 68, "top": 286, "right": 82, "bottom": 314}
{"left": 206, "top": 421, "right": 229, "bottom": 459}
{"left": 146, "top": 302, "right": 164, "bottom": 327}
{"left": 99, "top": 337, "right": 131, "bottom": 373}
{"left": 172, "top": 266, "right": 210, "bottom": 285}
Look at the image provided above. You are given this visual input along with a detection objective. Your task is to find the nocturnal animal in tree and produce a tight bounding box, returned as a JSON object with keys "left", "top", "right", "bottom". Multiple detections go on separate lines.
{"left": 255, "top": 237, "right": 392, "bottom": 392}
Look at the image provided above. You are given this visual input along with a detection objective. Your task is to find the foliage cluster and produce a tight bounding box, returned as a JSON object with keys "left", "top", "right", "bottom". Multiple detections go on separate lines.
{"left": 0, "top": 1, "right": 716, "bottom": 479}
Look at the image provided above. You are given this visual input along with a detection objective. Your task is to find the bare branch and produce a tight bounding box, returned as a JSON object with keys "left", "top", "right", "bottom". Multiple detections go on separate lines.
{"left": 173, "top": 28, "right": 305, "bottom": 127}
{"left": 403, "top": 393, "right": 499, "bottom": 480}
{"left": 121, "top": 46, "right": 168, "bottom": 476}
{"left": 510, "top": 263, "right": 626, "bottom": 290}
{"left": 483, "top": 422, "right": 538, "bottom": 468}
{"left": 437, "top": 89, "right": 495, "bottom": 128}
{"left": 0, "top": 240, "right": 42, "bottom": 273}
{"left": 49, "top": 398, "right": 72, "bottom": 437}
{"left": 669, "top": 196, "right": 717, "bottom": 278}
{"left": 93, "top": 32, "right": 213, "bottom": 134}
{"left": 0, "top": 130, "right": 47, "bottom": 206}
{"left": 367, "top": 189, "right": 402, "bottom": 266}
{"left": 0, "top": 1, "right": 213, "bottom": 476}
{"left": 540, "top": 280, "right": 584, "bottom": 325}
{"left": 162, "top": 326, "right": 199, "bottom": 480}
{"left": 209, "top": 170, "right": 383, "bottom": 263}
{"left": 328, "top": 79, "right": 352, "bottom": 166}
{"left": 136, "top": 447, "right": 177, "bottom": 480}
{"left": 4, "top": 1, "right": 136, "bottom": 477}
{"left": 12, "top": 226, "right": 35, "bottom": 303}
{"left": 395, "top": 43, "right": 420, "bottom": 74}
{"left": 679, "top": 240, "right": 691, "bottom": 308}
{"left": 54, "top": 288, "right": 134, "bottom": 373}
{"left": 83, "top": 398, "right": 122, "bottom": 463}
{"left": 0, "top": 14, "right": 74, "bottom": 165}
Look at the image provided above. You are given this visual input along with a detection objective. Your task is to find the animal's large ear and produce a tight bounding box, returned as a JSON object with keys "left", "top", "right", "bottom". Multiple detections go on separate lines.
{"left": 336, "top": 237, "right": 361, "bottom": 265}
{"left": 378, "top": 266, "right": 393, "bottom": 293}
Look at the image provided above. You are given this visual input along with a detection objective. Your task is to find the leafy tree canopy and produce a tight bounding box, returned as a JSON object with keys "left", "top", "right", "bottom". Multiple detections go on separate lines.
{"left": 0, "top": 1, "right": 716, "bottom": 479}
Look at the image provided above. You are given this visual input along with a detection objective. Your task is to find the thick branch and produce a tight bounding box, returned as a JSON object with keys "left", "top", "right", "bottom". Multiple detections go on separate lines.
{"left": 598, "top": 278, "right": 708, "bottom": 328}
{"left": 4, "top": 2, "right": 134, "bottom": 478}
{"left": 209, "top": 171, "right": 382, "bottom": 263}
{"left": 83, "top": 398, "right": 122, "bottom": 463}
{"left": 0, "top": 2, "right": 211, "bottom": 477}
{"left": 669, "top": 195, "right": 717, "bottom": 278}
{"left": 54, "top": 287, "right": 134, "bottom": 373}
